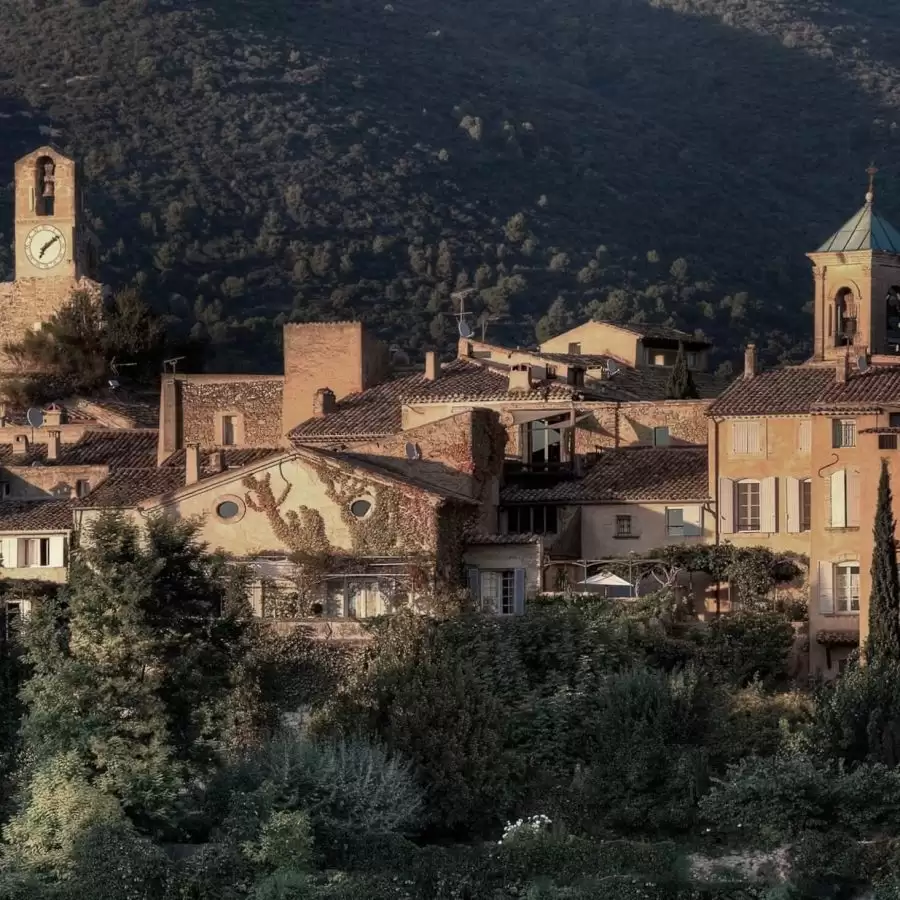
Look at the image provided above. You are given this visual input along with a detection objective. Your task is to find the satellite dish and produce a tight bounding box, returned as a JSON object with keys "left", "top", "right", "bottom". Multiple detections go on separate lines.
{"left": 458, "top": 320, "right": 473, "bottom": 339}
{"left": 405, "top": 442, "right": 421, "bottom": 461}
{"left": 857, "top": 355, "right": 870, "bottom": 374}
{"left": 108, "top": 379, "right": 120, "bottom": 390}
{"left": 606, "top": 360, "right": 620, "bottom": 376}
{"left": 26, "top": 408, "right": 44, "bottom": 428}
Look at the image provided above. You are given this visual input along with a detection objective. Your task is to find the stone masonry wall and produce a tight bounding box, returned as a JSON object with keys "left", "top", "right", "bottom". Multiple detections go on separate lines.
{"left": 181, "top": 378, "right": 285, "bottom": 448}
{"left": 2, "top": 463, "right": 108, "bottom": 500}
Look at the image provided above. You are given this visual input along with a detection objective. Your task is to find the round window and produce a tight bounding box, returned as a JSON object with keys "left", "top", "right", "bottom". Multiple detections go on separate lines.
{"left": 350, "top": 498, "right": 372, "bottom": 519}
{"left": 216, "top": 500, "right": 241, "bottom": 520}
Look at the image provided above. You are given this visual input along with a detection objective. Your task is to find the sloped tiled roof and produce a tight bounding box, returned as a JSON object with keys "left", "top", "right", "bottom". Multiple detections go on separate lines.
{"left": 161, "top": 447, "right": 283, "bottom": 474}
{"left": 612, "top": 322, "right": 710, "bottom": 345}
{"left": 707, "top": 367, "right": 836, "bottom": 417}
{"left": 464, "top": 531, "right": 542, "bottom": 545}
{"left": 0, "top": 430, "right": 159, "bottom": 469}
{"left": 1, "top": 392, "right": 158, "bottom": 429}
{"left": 817, "top": 201, "right": 900, "bottom": 253}
{"left": 76, "top": 468, "right": 186, "bottom": 508}
{"left": 813, "top": 366, "right": 900, "bottom": 409}
{"left": 0, "top": 499, "right": 75, "bottom": 532}
{"left": 816, "top": 630, "right": 860, "bottom": 646}
{"left": 500, "top": 446, "right": 709, "bottom": 504}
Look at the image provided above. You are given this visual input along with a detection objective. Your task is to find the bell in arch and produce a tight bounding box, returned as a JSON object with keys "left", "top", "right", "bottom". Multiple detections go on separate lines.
{"left": 41, "top": 162, "right": 55, "bottom": 197}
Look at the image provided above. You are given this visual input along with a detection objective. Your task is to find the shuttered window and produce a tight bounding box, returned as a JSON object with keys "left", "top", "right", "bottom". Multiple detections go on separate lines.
{"left": 798, "top": 420, "right": 811, "bottom": 454}
{"left": 832, "top": 419, "right": 856, "bottom": 448}
{"left": 731, "top": 421, "right": 762, "bottom": 455}
{"left": 736, "top": 482, "right": 761, "bottom": 531}
{"left": 829, "top": 469, "right": 860, "bottom": 528}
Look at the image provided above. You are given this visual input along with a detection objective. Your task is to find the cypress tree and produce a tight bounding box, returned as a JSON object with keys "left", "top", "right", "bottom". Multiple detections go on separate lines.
{"left": 665, "top": 342, "right": 699, "bottom": 400}
{"left": 868, "top": 459, "right": 900, "bottom": 660}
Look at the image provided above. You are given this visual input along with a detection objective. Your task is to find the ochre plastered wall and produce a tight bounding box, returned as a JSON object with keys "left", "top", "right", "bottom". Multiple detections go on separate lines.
{"left": 539, "top": 321, "right": 640, "bottom": 366}
{"left": 580, "top": 502, "right": 710, "bottom": 559}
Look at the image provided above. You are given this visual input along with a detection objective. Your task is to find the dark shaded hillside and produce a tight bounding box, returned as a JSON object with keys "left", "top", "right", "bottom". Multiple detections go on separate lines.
{"left": 1, "top": 0, "right": 899, "bottom": 373}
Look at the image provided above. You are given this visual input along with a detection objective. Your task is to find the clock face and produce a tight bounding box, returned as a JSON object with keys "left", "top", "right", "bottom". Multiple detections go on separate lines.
{"left": 24, "top": 224, "right": 66, "bottom": 270}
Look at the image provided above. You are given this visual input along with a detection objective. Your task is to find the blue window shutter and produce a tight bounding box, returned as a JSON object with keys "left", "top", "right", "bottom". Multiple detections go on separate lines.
{"left": 514, "top": 568, "right": 526, "bottom": 615}
{"left": 467, "top": 567, "right": 480, "bottom": 605}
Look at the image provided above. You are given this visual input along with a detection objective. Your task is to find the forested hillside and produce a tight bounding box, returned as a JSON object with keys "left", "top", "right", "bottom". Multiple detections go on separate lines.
{"left": 2, "top": 0, "right": 900, "bottom": 372}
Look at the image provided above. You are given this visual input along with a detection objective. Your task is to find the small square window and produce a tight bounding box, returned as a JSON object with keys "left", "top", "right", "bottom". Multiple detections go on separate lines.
{"left": 615, "top": 515, "right": 633, "bottom": 537}
{"left": 666, "top": 507, "right": 684, "bottom": 537}
{"left": 832, "top": 419, "right": 856, "bottom": 449}
{"left": 653, "top": 427, "right": 670, "bottom": 447}
{"left": 890, "top": 413, "right": 900, "bottom": 428}
{"left": 879, "top": 434, "right": 899, "bottom": 450}
{"left": 75, "top": 479, "right": 90, "bottom": 498}
{"left": 222, "top": 415, "right": 236, "bottom": 447}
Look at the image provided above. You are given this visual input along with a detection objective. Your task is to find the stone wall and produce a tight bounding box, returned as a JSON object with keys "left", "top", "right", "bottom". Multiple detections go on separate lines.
{"left": 0, "top": 276, "right": 101, "bottom": 373}
{"left": 2, "top": 463, "right": 108, "bottom": 500}
{"left": 179, "top": 377, "right": 285, "bottom": 449}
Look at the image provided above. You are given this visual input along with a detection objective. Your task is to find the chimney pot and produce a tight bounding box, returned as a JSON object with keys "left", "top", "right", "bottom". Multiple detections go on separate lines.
{"left": 313, "top": 388, "right": 337, "bottom": 418}
{"left": 508, "top": 364, "right": 533, "bottom": 392}
{"left": 424, "top": 351, "right": 439, "bottom": 381}
{"left": 186, "top": 443, "right": 200, "bottom": 486}
{"left": 209, "top": 450, "right": 224, "bottom": 474}
{"left": 12, "top": 435, "right": 27, "bottom": 457}
{"left": 743, "top": 344, "right": 757, "bottom": 379}
{"left": 47, "top": 430, "right": 60, "bottom": 462}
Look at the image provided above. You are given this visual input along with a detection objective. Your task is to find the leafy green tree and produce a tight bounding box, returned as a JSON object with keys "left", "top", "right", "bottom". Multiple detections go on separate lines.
{"left": 665, "top": 342, "right": 699, "bottom": 400}
{"left": 868, "top": 459, "right": 900, "bottom": 661}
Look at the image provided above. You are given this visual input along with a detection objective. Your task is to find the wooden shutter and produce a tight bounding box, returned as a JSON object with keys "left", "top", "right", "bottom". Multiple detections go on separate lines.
{"left": 847, "top": 469, "right": 861, "bottom": 528}
{"left": 798, "top": 420, "right": 811, "bottom": 454}
{"left": 48, "top": 536, "right": 65, "bottom": 568}
{"left": 761, "top": 477, "right": 777, "bottom": 533}
{"left": 467, "top": 567, "right": 481, "bottom": 607}
{"left": 719, "top": 478, "right": 735, "bottom": 534}
{"left": 683, "top": 505, "right": 703, "bottom": 537}
{"left": 818, "top": 561, "right": 834, "bottom": 614}
{"left": 15, "top": 538, "right": 26, "bottom": 569}
{"left": 830, "top": 470, "right": 847, "bottom": 528}
{"left": 731, "top": 422, "right": 747, "bottom": 454}
{"left": 786, "top": 477, "right": 800, "bottom": 533}
{"left": 513, "top": 569, "right": 526, "bottom": 616}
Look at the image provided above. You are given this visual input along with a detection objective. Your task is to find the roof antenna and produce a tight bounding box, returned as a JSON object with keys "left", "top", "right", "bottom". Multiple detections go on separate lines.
{"left": 866, "top": 162, "right": 878, "bottom": 205}
{"left": 163, "top": 356, "right": 185, "bottom": 374}
{"left": 450, "top": 289, "right": 477, "bottom": 339}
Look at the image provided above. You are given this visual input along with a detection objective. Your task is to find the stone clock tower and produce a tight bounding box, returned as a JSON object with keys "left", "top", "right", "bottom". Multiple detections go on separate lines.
{"left": 0, "top": 145, "right": 100, "bottom": 372}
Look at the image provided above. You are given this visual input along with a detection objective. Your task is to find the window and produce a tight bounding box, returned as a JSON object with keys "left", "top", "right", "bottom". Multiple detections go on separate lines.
{"left": 526, "top": 414, "right": 570, "bottom": 469}
{"left": 216, "top": 500, "right": 241, "bottom": 520}
{"left": 835, "top": 563, "right": 860, "bottom": 613}
{"left": 0, "top": 482, "right": 9, "bottom": 498}
{"left": 568, "top": 342, "right": 581, "bottom": 355}
{"left": 222, "top": 415, "right": 236, "bottom": 447}
{"left": 832, "top": 419, "right": 856, "bottom": 448}
{"left": 736, "top": 481, "right": 761, "bottom": 532}
{"left": 21, "top": 538, "right": 50, "bottom": 568}
{"left": 890, "top": 413, "right": 900, "bottom": 428}
{"left": 686, "top": 352, "right": 698, "bottom": 368}
{"left": 0, "top": 599, "right": 27, "bottom": 639}
{"left": 480, "top": 570, "right": 515, "bottom": 615}
{"left": 506, "top": 505, "right": 558, "bottom": 535}
{"left": 732, "top": 421, "right": 761, "bottom": 455}
{"left": 880, "top": 434, "right": 899, "bottom": 450}
{"left": 350, "top": 499, "right": 372, "bottom": 519}
{"left": 652, "top": 426, "right": 670, "bottom": 447}
{"left": 75, "top": 479, "right": 90, "bottom": 499}
{"left": 666, "top": 507, "right": 685, "bottom": 537}
{"left": 800, "top": 479, "right": 812, "bottom": 532}
{"left": 829, "top": 469, "right": 860, "bottom": 528}
{"left": 615, "top": 515, "right": 633, "bottom": 537}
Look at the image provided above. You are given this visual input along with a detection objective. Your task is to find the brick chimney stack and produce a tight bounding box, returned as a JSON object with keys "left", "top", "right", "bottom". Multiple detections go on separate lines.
{"left": 186, "top": 443, "right": 200, "bottom": 486}
{"left": 743, "top": 344, "right": 757, "bottom": 379}
{"left": 424, "top": 351, "right": 439, "bottom": 382}
{"left": 508, "top": 364, "right": 533, "bottom": 392}
{"left": 313, "top": 388, "right": 336, "bottom": 418}
{"left": 47, "top": 430, "right": 60, "bottom": 462}
{"left": 836, "top": 352, "right": 849, "bottom": 384}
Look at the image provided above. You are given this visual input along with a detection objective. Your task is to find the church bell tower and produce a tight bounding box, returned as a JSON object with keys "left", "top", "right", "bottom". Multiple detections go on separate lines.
{"left": 808, "top": 166, "right": 900, "bottom": 362}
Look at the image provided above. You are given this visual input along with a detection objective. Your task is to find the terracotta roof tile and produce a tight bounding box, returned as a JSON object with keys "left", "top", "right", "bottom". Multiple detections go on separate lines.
{"left": 0, "top": 499, "right": 75, "bottom": 531}
{"left": 707, "top": 367, "right": 835, "bottom": 416}
{"left": 813, "top": 365, "right": 900, "bottom": 408}
{"left": 816, "top": 630, "right": 860, "bottom": 646}
{"left": 0, "top": 430, "right": 159, "bottom": 469}
{"left": 500, "top": 446, "right": 709, "bottom": 503}
{"left": 464, "top": 531, "right": 542, "bottom": 545}
{"left": 161, "top": 448, "right": 283, "bottom": 473}
{"left": 76, "top": 468, "right": 186, "bottom": 508}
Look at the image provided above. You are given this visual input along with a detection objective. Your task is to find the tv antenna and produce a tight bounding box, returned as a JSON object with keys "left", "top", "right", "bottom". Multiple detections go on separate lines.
{"left": 163, "top": 357, "right": 185, "bottom": 374}
{"left": 450, "top": 289, "right": 477, "bottom": 339}
{"left": 479, "top": 312, "right": 507, "bottom": 342}
{"left": 605, "top": 360, "right": 621, "bottom": 377}
{"left": 109, "top": 357, "right": 137, "bottom": 378}
{"left": 404, "top": 441, "right": 421, "bottom": 461}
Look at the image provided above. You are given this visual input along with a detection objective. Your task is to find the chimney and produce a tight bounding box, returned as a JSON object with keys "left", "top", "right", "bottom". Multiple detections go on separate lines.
{"left": 836, "top": 352, "right": 849, "bottom": 384}
{"left": 43, "top": 403, "right": 64, "bottom": 427}
{"left": 209, "top": 450, "right": 224, "bottom": 474}
{"left": 186, "top": 443, "right": 200, "bottom": 486}
{"left": 47, "top": 430, "right": 60, "bottom": 462}
{"left": 743, "top": 344, "right": 757, "bottom": 379}
{"left": 508, "top": 364, "right": 533, "bottom": 392}
{"left": 313, "top": 388, "right": 337, "bottom": 418}
{"left": 458, "top": 338, "right": 472, "bottom": 359}
{"left": 424, "top": 351, "right": 439, "bottom": 381}
{"left": 12, "top": 435, "right": 27, "bottom": 457}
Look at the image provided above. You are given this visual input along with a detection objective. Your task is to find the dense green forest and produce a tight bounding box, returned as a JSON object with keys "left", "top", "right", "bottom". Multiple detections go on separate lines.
{"left": 2, "top": 0, "right": 900, "bottom": 372}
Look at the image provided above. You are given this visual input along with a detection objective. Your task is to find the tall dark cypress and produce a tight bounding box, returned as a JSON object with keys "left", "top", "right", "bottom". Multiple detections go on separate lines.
{"left": 666, "top": 342, "right": 699, "bottom": 400}
{"left": 869, "top": 459, "right": 900, "bottom": 660}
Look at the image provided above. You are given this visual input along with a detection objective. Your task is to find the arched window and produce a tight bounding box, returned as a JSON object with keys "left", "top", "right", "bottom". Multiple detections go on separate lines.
{"left": 34, "top": 156, "right": 55, "bottom": 216}
{"left": 834, "top": 287, "right": 855, "bottom": 347}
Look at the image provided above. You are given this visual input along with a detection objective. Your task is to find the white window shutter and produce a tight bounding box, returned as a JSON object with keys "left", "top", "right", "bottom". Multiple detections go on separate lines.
{"left": 847, "top": 469, "right": 861, "bottom": 528}
{"left": 467, "top": 567, "right": 481, "bottom": 605}
{"left": 683, "top": 505, "right": 703, "bottom": 537}
{"left": 514, "top": 569, "right": 526, "bottom": 615}
{"left": 830, "top": 470, "right": 847, "bottom": 528}
{"left": 818, "top": 561, "right": 835, "bottom": 614}
{"left": 48, "top": 536, "right": 65, "bottom": 568}
{"left": 731, "top": 422, "right": 747, "bottom": 454}
{"left": 786, "top": 477, "right": 800, "bottom": 533}
{"left": 798, "top": 420, "right": 811, "bottom": 454}
{"left": 719, "top": 478, "right": 734, "bottom": 534}
{"left": 761, "top": 477, "right": 777, "bottom": 533}
{"left": 15, "top": 539, "right": 25, "bottom": 568}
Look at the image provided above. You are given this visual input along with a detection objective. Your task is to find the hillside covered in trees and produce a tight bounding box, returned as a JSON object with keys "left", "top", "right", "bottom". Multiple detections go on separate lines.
{"left": 2, "top": 0, "right": 900, "bottom": 373}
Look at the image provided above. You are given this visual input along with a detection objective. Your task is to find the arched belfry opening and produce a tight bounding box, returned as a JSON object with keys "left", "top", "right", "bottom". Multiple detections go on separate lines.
{"left": 834, "top": 287, "right": 856, "bottom": 347}
{"left": 35, "top": 155, "right": 55, "bottom": 216}
{"left": 886, "top": 286, "right": 900, "bottom": 355}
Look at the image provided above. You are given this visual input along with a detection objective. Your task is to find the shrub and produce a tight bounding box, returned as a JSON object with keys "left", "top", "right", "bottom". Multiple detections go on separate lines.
{"left": 169, "top": 843, "right": 256, "bottom": 900}
{"left": 243, "top": 810, "right": 314, "bottom": 871}
{"left": 701, "top": 611, "right": 794, "bottom": 687}
{"left": 700, "top": 753, "right": 900, "bottom": 845}
{"left": 3, "top": 752, "right": 128, "bottom": 874}
{"left": 810, "top": 656, "right": 900, "bottom": 766}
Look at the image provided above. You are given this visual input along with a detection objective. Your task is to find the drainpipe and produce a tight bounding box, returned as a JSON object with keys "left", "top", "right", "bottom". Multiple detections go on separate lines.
{"left": 712, "top": 416, "right": 722, "bottom": 615}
